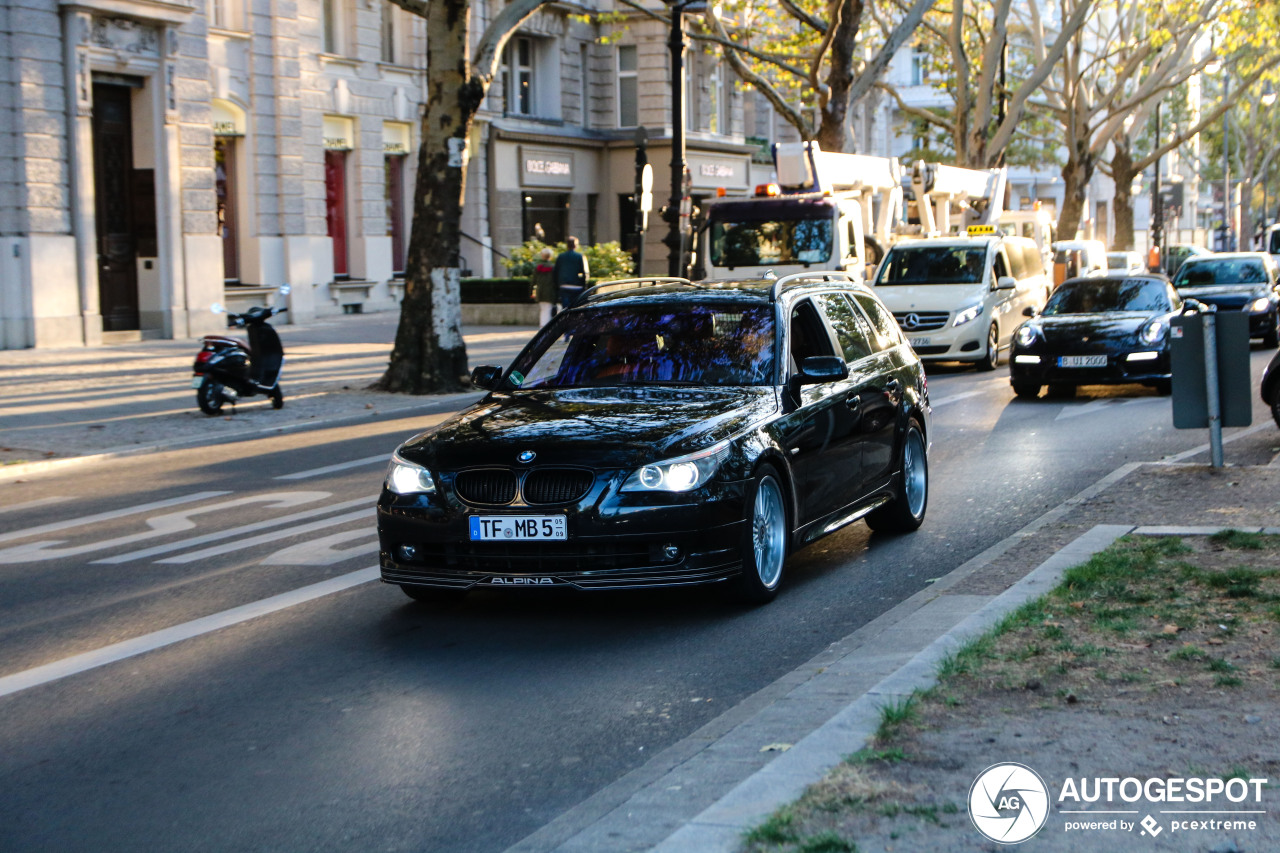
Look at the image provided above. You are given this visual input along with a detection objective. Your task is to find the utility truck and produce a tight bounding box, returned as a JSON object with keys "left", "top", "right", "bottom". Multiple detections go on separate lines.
{"left": 704, "top": 142, "right": 903, "bottom": 281}
{"left": 907, "top": 160, "right": 1007, "bottom": 237}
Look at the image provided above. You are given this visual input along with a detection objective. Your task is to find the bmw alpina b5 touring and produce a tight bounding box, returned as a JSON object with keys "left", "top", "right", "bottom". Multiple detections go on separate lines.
{"left": 377, "top": 273, "right": 931, "bottom": 604}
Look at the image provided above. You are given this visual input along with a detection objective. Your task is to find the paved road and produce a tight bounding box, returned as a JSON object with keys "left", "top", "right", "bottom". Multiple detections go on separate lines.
{"left": 0, "top": 349, "right": 1276, "bottom": 852}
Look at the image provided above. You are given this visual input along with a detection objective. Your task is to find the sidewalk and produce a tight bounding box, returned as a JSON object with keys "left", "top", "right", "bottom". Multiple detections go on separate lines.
{"left": 0, "top": 312, "right": 537, "bottom": 475}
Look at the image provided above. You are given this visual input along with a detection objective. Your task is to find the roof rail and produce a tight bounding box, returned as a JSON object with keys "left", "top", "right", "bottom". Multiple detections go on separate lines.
{"left": 769, "top": 270, "right": 862, "bottom": 301}
{"left": 576, "top": 276, "right": 696, "bottom": 304}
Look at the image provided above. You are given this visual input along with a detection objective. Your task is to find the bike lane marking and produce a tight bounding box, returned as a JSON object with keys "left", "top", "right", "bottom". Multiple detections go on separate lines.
{"left": 0, "top": 492, "right": 230, "bottom": 546}
{"left": 0, "top": 565, "right": 380, "bottom": 700}
{"left": 275, "top": 454, "right": 388, "bottom": 480}
{"left": 157, "top": 508, "right": 373, "bottom": 563}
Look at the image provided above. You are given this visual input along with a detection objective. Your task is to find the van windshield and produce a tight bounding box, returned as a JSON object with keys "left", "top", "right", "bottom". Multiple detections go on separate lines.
{"left": 709, "top": 200, "right": 835, "bottom": 268}
{"left": 875, "top": 246, "right": 987, "bottom": 285}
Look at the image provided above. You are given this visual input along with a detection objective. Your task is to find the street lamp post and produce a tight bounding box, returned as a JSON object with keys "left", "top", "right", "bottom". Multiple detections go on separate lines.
{"left": 662, "top": 0, "right": 705, "bottom": 278}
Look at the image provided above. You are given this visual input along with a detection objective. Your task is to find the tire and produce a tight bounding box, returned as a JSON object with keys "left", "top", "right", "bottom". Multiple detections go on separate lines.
{"left": 866, "top": 418, "right": 928, "bottom": 534}
{"left": 1264, "top": 313, "right": 1280, "bottom": 349}
{"left": 1012, "top": 381, "right": 1041, "bottom": 400}
{"left": 1271, "top": 396, "right": 1280, "bottom": 429}
{"left": 977, "top": 323, "right": 999, "bottom": 371}
{"left": 1153, "top": 379, "right": 1172, "bottom": 396}
{"left": 197, "top": 376, "right": 225, "bottom": 415}
{"left": 400, "top": 584, "right": 468, "bottom": 605}
{"left": 1047, "top": 383, "right": 1077, "bottom": 399}
{"left": 731, "top": 464, "right": 788, "bottom": 604}
{"left": 270, "top": 386, "right": 284, "bottom": 409}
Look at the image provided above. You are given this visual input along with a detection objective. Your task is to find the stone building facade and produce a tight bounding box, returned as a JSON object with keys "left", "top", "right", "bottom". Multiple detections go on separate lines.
{"left": 1, "top": 0, "right": 771, "bottom": 349}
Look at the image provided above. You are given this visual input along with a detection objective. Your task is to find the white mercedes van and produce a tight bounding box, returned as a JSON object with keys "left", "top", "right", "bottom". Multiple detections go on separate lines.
{"left": 871, "top": 234, "right": 1051, "bottom": 370}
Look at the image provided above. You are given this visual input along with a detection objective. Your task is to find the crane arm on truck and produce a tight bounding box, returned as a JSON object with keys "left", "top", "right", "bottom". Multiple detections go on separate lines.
{"left": 910, "top": 160, "right": 1007, "bottom": 237}
{"left": 772, "top": 141, "right": 903, "bottom": 250}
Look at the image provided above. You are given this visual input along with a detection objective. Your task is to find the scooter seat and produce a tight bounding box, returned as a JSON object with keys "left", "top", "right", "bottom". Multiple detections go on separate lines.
{"left": 203, "top": 334, "right": 246, "bottom": 349}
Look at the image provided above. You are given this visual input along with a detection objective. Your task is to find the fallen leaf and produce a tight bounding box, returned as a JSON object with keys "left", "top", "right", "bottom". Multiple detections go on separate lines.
{"left": 1161, "top": 624, "right": 1179, "bottom": 635}
{"left": 1069, "top": 602, "right": 1085, "bottom": 610}
{"left": 760, "top": 743, "right": 792, "bottom": 753}
{"left": 1207, "top": 638, "right": 1225, "bottom": 645}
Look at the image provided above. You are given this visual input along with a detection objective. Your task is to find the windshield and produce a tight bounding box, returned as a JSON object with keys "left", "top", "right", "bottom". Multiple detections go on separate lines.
{"left": 709, "top": 214, "right": 834, "bottom": 267}
{"left": 1269, "top": 232, "right": 1280, "bottom": 255}
{"left": 1043, "top": 279, "right": 1173, "bottom": 315}
{"left": 1174, "top": 259, "right": 1268, "bottom": 287}
{"left": 875, "top": 245, "right": 987, "bottom": 285}
{"left": 506, "top": 303, "right": 776, "bottom": 389}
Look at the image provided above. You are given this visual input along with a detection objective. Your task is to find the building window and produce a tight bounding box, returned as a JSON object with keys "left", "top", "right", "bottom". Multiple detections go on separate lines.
{"left": 381, "top": 2, "right": 399, "bottom": 64}
{"left": 385, "top": 154, "right": 406, "bottom": 275}
{"left": 211, "top": 0, "right": 246, "bottom": 31}
{"left": 709, "top": 58, "right": 728, "bottom": 135}
{"left": 910, "top": 48, "right": 928, "bottom": 86}
{"left": 322, "top": 0, "right": 348, "bottom": 54}
{"left": 215, "top": 137, "right": 240, "bottom": 283}
{"left": 325, "top": 150, "right": 349, "bottom": 277}
{"left": 522, "top": 192, "right": 568, "bottom": 245}
{"left": 503, "top": 37, "right": 535, "bottom": 116}
{"left": 580, "top": 44, "right": 590, "bottom": 128}
{"left": 617, "top": 45, "right": 638, "bottom": 127}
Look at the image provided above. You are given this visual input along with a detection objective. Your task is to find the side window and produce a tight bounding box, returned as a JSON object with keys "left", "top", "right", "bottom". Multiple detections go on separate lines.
{"left": 789, "top": 299, "right": 837, "bottom": 369}
{"left": 992, "top": 250, "right": 1009, "bottom": 281}
{"left": 1007, "top": 243, "right": 1028, "bottom": 280}
{"left": 1022, "top": 243, "right": 1045, "bottom": 277}
{"left": 852, "top": 293, "right": 904, "bottom": 351}
{"left": 816, "top": 293, "right": 874, "bottom": 363}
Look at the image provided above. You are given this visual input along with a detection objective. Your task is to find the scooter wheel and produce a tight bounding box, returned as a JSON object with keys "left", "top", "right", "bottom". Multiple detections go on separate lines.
{"left": 270, "top": 386, "right": 284, "bottom": 410}
{"left": 197, "top": 376, "right": 226, "bottom": 416}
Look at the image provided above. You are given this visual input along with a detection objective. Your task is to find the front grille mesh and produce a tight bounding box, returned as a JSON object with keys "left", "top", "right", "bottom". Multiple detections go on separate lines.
{"left": 893, "top": 311, "right": 951, "bottom": 332}
{"left": 454, "top": 469, "right": 517, "bottom": 504}
{"left": 524, "top": 469, "right": 593, "bottom": 504}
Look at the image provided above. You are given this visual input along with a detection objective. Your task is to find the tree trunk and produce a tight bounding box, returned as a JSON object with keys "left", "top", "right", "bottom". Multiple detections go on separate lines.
{"left": 1056, "top": 146, "right": 1094, "bottom": 241}
{"left": 375, "top": 0, "right": 479, "bottom": 394}
{"left": 815, "top": 0, "right": 865, "bottom": 152}
{"left": 1110, "top": 139, "right": 1136, "bottom": 250}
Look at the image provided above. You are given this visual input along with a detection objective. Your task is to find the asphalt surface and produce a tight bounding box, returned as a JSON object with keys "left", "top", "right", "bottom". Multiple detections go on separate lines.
{"left": 0, "top": 326, "right": 1277, "bottom": 852}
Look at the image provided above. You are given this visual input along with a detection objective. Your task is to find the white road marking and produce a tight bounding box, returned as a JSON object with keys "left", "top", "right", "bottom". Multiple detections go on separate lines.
{"left": 158, "top": 508, "right": 373, "bottom": 563}
{"left": 0, "top": 565, "right": 381, "bottom": 699}
{"left": 0, "top": 492, "right": 230, "bottom": 546}
{"left": 93, "top": 493, "right": 377, "bottom": 564}
{"left": 1055, "top": 397, "right": 1162, "bottom": 421}
{"left": 264, "top": 527, "right": 378, "bottom": 565}
{"left": 275, "top": 454, "right": 388, "bottom": 481}
{"left": 0, "top": 496, "right": 70, "bottom": 515}
{"left": 930, "top": 388, "right": 989, "bottom": 407}
{"left": 0, "top": 492, "right": 331, "bottom": 564}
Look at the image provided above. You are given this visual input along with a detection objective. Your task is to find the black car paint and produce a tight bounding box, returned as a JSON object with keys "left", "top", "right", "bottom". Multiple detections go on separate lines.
{"left": 377, "top": 279, "right": 929, "bottom": 595}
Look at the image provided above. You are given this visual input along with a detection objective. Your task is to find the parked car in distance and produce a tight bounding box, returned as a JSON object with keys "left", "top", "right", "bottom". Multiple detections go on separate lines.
{"left": 1106, "top": 250, "right": 1145, "bottom": 275}
{"left": 1051, "top": 240, "right": 1108, "bottom": 287}
{"left": 377, "top": 273, "right": 932, "bottom": 605}
{"left": 872, "top": 234, "right": 1051, "bottom": 371}
{"left": 1009, "top": 275, "right": 1183, "bottom": 399}
{"left": 1170, "top": 252, "right": 1280, "bottom": 347}
{"left": 1162, "top": 243, "right": 1211, "bottom": 278}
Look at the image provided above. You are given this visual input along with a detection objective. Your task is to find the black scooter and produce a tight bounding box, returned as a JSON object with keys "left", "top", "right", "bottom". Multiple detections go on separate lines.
{"left": 192, "top": 293, "right": 289, "bottom": 416}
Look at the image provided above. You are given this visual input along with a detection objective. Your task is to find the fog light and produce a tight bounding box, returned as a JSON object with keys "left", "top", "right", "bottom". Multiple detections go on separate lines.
{"left": 1014, "top": 355, "right": 1041, "bottom": 364}
{"left": 663, "top": 544, "right": 681, "bottom": 561}
{"left": 1126, "top": 351, "right": 1159, "bottom": 362}
{"left": 398, "top": 544, "right": 418, "bottom": 562}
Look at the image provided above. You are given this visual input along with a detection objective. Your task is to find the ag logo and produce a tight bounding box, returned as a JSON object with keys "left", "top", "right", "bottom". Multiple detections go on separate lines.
{"left": 968, "top": 762, "right": 1050, "bottom": 844}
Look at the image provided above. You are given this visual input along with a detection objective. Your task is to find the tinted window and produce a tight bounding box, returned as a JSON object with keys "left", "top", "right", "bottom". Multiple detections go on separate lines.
{"left": 789, "top": 299, "right": 837, "bottom": 367}
{"left": 817, "top": 293, "right": 874, "bottom": 362}
{"left": 876, "top": 245, "right": 987, "bottom": 285}
{"left": 1005, "top": 245, "right": 1026, "bottom": 279}
{"left": 1042, "top": 279, "right": 1174, "bottom": 315}
{"left": 510, "top": 303, "right": 776, "bottom": 388}
{"left": 1270, "top": 232, "right": 1280, "bottom": 254}
{"left": 852, "top": 293, "right": 904, "bottom": 351}
{"left": 710, "top": 217, "right": 834, "bottom": 267}
{"left": 1174, "top": 259, "right": 1268, "bottom": 287}
{"left": 1021, "top": 243, "right": 1045, "bottom": 277}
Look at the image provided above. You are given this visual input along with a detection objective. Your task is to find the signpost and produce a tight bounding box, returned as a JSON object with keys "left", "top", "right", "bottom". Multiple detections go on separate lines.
{"left": 1170, "top": 308, "right": 1252, "bottom": 467}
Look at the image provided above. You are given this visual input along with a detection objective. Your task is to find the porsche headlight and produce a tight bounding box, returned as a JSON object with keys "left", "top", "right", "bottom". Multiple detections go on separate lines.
{"left": 1248, "top": 296, "right": 1272, "bottom": 313}
{"left": 621, "top": 441, "right": 731, "bottom": 493}
{"left": 385, "top": 451, "right": 437, "bottom": 495}
{"left": 1139, "top": 319, "right": 1167, "bottom": 345}
{"left": 953, "top": 303, "right": 984, "bottom": 327}
{"left": 1015, "top": 324, "right": 1039, "bottom": 347}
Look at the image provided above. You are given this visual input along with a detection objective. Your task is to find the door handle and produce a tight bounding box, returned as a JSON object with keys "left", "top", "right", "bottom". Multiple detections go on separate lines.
{"left": 845, "top": 394, "right": 861, "bottom": 412}
{"left": 884, "top": 379, "right": 902, "bottom": 395}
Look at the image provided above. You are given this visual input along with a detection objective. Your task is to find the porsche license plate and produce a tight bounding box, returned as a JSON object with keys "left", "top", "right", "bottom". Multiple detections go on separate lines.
{"left": 469, "top": 515, "right": 567, "bottom": 541}
{"left": 1058, "top": 355, "right": 1107, "bottom": 368}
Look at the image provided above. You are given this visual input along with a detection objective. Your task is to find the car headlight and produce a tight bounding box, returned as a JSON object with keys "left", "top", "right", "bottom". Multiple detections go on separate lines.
{"left": 621, "top": 441, "right": 731, "bottom": 493}
{"left": 1139, "top": 319, "right": 1167, "bottom": 345}
{"left": 1015, "top": 324, "right": 1039, "bottom": 347}
{"left": 1248, "top": 296, "right": 1272, "bottom": 313}
{"left": 953, "top": 304, "right": 984, "bottom": 327}
{"left": 385, "top": 451, "right": 437, "bottom": 495}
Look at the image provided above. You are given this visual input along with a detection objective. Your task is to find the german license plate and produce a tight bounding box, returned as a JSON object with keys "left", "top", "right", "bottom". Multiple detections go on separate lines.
{"left": 908, "top": 337, "right": 931, "bottom": 348}
{"left": 191, "top": 376, "right": 203, "bottom": 388}
{"left": 469, "top": 515, "right": 567, "bottom": 541}
{"left": 1058, "top": 355, "right": 1107, "bottom": 367}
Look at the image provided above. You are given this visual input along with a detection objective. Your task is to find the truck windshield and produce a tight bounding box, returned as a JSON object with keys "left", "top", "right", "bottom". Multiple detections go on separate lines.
{"left": 709, "top": 215, "right": 834, "bottom": 268}
{"left": 875, "top": 245, "right": 987, "bottom": 285}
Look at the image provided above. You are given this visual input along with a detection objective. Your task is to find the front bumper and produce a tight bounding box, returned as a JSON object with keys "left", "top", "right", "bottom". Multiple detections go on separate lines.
{"left": 377, "top": 482, "right": 750, "bottom": 591}
{"left": 903, "top": 324, "right": 988, "bottom": 362}
{"left": 1009, "top": 350, "right": 1171, "bottom": 386}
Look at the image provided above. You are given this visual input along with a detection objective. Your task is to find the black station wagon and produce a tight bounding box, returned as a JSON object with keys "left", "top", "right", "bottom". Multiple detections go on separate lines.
{"left": 377, "top": 273, "right": 932, "bottom": 604}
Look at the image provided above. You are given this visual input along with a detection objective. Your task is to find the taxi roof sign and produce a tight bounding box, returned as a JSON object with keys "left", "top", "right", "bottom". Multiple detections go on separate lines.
{"left": 966, "top": 224, "right": 996, "bottom": 236}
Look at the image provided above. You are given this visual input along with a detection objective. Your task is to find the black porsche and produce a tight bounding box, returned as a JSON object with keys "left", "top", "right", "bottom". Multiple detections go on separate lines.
{"left": 1008, "top": 275, "right": 1183, "bottom": 399}
{"left": 377, "top": 274, "right": 931, "bottom": 604}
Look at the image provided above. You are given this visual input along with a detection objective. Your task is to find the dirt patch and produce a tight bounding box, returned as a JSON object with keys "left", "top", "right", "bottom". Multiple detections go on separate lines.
{"left": 744, "top": 534, "right": 1280, "bottom": 853}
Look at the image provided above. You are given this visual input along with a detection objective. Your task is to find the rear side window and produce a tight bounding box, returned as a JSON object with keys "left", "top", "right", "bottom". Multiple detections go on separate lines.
{"left": 816, "top": 293, "right": 874, "bottom": 363}
{"left": 1006, "top": 244, "right": 1028, "bottom": 280}
{"left": 1021, "top": 243, "right": 1045, "bottom": 277}
{"left": 851, "top": 293, "right": 904, "bottom": 351}
{"left": 789, "top": 299, "right": 837, "bottom": 367}
{"left": 992, "top": 251, "right": 1009, "bottom": 280}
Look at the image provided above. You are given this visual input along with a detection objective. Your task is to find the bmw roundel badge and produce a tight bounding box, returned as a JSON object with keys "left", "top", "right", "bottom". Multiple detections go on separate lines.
{"left": 518, "top": 450, "right": 536, "bottom": 464}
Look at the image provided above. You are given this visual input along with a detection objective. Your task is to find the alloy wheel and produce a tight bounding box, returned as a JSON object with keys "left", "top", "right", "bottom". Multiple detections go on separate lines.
{"left": 752, "top": 476, "right": 786, "bottom": 589}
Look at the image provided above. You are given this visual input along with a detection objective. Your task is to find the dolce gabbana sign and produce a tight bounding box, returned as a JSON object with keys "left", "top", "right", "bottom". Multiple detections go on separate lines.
{"left": 687, "top": 154, "right": 750, "bottom": 191}
{"left": 521, "top": 147, "right": 574, "bottom": 187}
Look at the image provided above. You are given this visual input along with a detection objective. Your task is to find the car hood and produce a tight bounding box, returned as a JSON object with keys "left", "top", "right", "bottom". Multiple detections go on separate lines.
{"left": 872, "top": 283, "right": 986, "bottom": 312}
{"left": 1036, "top": 312, "right": 1152, "bottom": 345}
{"left": 397, "top": 386, "right": 778, "bottom": 470}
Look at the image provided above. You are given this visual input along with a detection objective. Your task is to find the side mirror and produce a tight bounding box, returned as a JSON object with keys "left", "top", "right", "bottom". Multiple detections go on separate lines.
{"left": 470, "top": 365, "right": 503, "bottom": 390}
{"left": 1022, "top": 306, "right": 1038, "bottom": 317}
{"left": 996, "top": 275, "right": 1017, "bottom": 290}
{"left": 795, "top": 356, "right": 849, "bottom": 385}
